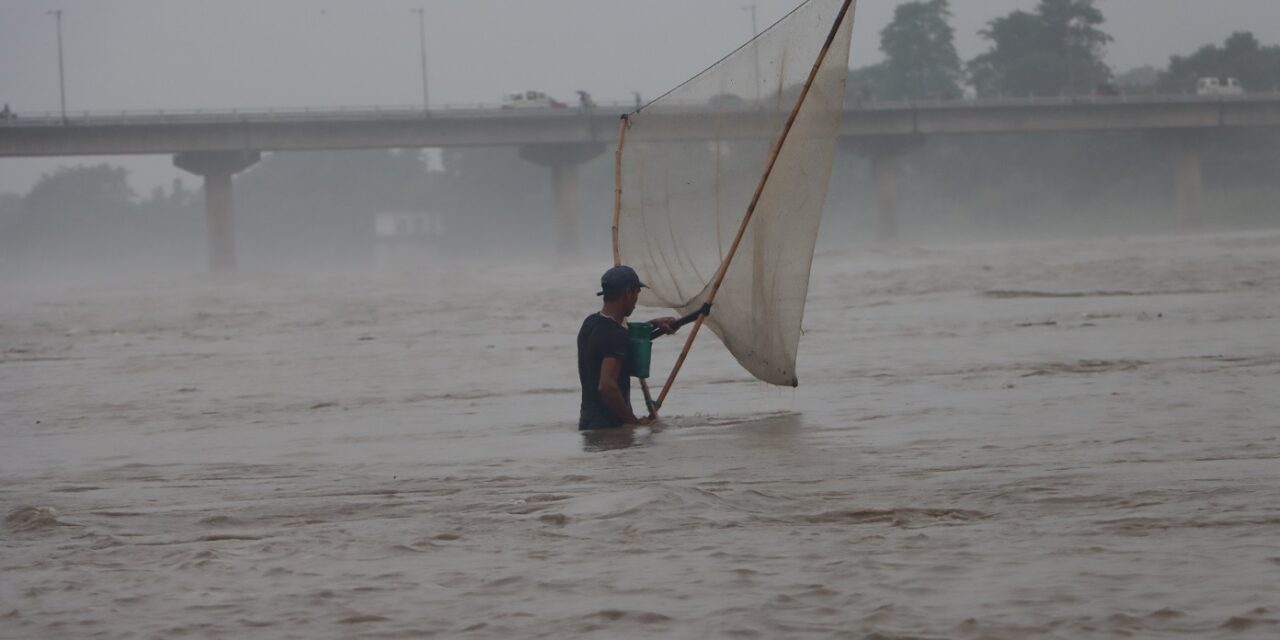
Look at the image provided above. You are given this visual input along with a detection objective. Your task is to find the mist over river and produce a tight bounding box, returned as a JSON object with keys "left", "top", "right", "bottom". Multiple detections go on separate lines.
{"left": 3, "top": 230, "right": 1279, "bottom": 638}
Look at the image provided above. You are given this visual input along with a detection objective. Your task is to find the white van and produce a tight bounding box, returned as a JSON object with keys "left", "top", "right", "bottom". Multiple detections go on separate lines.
{"left": 501, "top": 91, "right": 568, "bottom": 109}
{"left": 1196, "top": 77, "right": 1245, "bottom": 96}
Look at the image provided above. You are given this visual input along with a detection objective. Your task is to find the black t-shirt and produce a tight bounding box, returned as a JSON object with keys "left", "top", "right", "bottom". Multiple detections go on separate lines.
{"left": 577, "top": 313, "right": 632, "bottom": 430}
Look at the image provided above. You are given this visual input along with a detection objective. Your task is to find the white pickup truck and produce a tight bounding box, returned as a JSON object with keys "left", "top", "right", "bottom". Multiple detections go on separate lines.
{"left": 1196, "top": 77, "right": 1245, "bottom": 96}
{"left": 501, "top": 91, "right": 567, "bottom": 109}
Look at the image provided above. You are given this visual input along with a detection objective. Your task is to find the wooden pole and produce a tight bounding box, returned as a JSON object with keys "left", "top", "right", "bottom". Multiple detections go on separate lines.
{"left": 656, "top": 0, "right": 856, "bottom": 411}
{"left": 614, "top": 116, "right": 656, "bottom": 413}
{"left": 640, "top": 379, "right": 657, "bottom": 417}
{"left": 612, "top": 115, "right": 629, "bottom": 267}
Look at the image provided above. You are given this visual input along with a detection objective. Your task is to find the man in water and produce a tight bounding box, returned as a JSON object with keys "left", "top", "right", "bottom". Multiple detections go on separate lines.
{"left": 577, "top": 265, "right": 677, "bottom": 430}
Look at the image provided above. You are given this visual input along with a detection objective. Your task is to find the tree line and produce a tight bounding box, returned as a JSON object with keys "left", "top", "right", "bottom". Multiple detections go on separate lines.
{"left": 851, "top": 0, "right": 1280, "bottom": 101}
{"left": 0, "top": 147, "right": 574, "bottom": 274}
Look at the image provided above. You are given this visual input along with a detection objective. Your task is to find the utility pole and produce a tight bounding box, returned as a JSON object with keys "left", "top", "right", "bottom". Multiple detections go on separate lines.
{"left": 48, "top": 9, "right": 67, "bottom": 121}
{"left": 412, "top": 8, "right": 430, "bottom": 113}
{"left": 743, "top": 4, "right": 761, "bottom": 102}
{"left": 1066, "top": 19, "right": 1075, "bottom": 96}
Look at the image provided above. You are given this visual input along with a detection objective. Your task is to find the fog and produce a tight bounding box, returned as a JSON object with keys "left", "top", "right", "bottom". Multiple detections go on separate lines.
{"left": 3, "top": 2, "right": 1280, "bottom": 638}
{"left": 2, "top": 0, "right": 1280, "bottom": 279}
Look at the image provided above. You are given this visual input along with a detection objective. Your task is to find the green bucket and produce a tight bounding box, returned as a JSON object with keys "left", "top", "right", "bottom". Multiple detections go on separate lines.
{"left": 628, "top": 322, "right": 654, "bottom": 379}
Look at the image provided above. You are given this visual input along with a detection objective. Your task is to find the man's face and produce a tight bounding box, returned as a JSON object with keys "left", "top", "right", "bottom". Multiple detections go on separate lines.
{"left": 623, "top": 288, "right": 641, "bottom": 316}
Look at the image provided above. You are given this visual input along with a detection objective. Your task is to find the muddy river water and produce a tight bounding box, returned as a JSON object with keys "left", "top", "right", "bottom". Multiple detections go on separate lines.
{"left": 3, "top": 232, "right": 1279, "bottom": 638}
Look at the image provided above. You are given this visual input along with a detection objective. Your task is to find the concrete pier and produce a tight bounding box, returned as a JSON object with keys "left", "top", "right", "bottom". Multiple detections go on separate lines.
{"left": 173, "top": 150, "right": 260, "bottom": 272}
{"left": 551, "top": 164, "right": 582, "bottom": 256}
{"left": 518, "top": 143, "right": 605, "bottom": 257}
{"left": 1149, "top": 130, "right": 1210, "bottom": 229}
{"left": 846, "top": 136, "right": 924, "bottom": 242}
{"left": 871, "top": 150, "right": 900, "bottom": 242}
{"left": 1175, "top": 137, "right": 1206, "bottom": 228}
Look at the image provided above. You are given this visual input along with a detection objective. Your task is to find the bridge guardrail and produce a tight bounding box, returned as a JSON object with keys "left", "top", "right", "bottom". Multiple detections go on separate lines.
{"left": 0, "top": 101, "right": 642, "bottom": 127}
{"left": 2, "top": 93, "right": 1278, "bottom": 128}
{"left": 852, "top": 91, "right": 1280, "bottom": 111}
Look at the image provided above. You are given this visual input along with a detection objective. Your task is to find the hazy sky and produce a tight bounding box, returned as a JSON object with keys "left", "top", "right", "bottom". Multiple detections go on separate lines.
{"left": 3, "top": 0, "right": 1279, "bottom": 193}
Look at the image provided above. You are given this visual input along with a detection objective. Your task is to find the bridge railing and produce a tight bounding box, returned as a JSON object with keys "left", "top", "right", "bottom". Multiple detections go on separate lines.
{"left": 852, "top": 90, "right": 1280, "bottom": 110}
{"left": 1, "top": 93, "right": 1277, "bottom": 128}
{"left": 0, "top": 101, "right": 643, "bottom": 127}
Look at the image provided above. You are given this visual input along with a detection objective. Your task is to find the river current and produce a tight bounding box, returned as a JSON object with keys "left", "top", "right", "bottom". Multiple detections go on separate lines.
{"left": 3, "top": 231, "right": 1279, "bottom": 638}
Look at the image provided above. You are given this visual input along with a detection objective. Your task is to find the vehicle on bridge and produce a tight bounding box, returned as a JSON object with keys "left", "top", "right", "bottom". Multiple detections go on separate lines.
{"left": 1197, "top": 77, "right": 1244, "bottom": 96}
{"left": 501, "top": 91, "right": 568, "bottom": 109}
{"left": 1093, "top": 82, "right": 1122, "bottom": 97}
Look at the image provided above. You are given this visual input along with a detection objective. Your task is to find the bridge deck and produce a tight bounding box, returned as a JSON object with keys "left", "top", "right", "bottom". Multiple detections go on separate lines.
{"left": 2, "top": 94, "right": 1278, "bottom": 158}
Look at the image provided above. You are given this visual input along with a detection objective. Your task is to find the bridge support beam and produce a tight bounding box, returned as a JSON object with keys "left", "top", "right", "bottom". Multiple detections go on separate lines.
{"left": 1174, "top": 137, "right": 1206, "bottom": 228}
{"left": 871, "top": 151, "right": 900, "bottom": 242}
{"left": 518, "top": 143, "right": 606, "bottom": 258}
{"left": 551, "top": 164, "right": 581, "bottom": 256}
{"left": 1149, "top": 130, "right": 1211, "bottom": 229}
{"left": 845, "top": 136, "right": 924, "bottom": 242}
{"left": 173, "top": 150, "right": 260, "bottom": 272}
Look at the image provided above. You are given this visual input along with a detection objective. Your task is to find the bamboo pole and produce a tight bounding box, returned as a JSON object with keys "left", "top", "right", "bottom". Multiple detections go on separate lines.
{"left": 656, "top": 0, "right": 856, "bottom": 411}
{"left": 640, "top": 379, "right": 657, "bottom": 418}
{"left": 613, "top": 116, "right": 656, "bottom": 414}
{"left": 612, "top": 115, "right": 629, "bottom": 267}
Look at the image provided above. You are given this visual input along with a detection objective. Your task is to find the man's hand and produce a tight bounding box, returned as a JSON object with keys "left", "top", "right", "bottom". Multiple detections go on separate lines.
{"left": 650, "top": 317, "right": 679, "bottom": 336}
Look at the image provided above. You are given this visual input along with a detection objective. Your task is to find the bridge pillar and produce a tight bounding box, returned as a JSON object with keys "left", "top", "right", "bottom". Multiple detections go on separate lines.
{"left": 1174, "top": 137, "right": 1206, "bottom": 228}
{"left": 551, "top": 164, "right": 581, "bottom": 255}
{"left": 871, "top": 151, "right": 900, "bottom": 242}
{"left": 844, "top": 136, "right": 924, "bottom": 242}
{"left": 1148, "top": 130, "right": 1211, "bottom": 229}
{"left": 173, "top": 150, "right": 260, "bottom": 272}
{"left": 518, "top": 143, "right": 606, "bottom": 257}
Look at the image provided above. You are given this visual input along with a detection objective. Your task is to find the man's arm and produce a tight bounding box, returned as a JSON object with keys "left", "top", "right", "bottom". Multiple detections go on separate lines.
{"left": 649, "top": 317, "right": 679, "bottom": 336}
{"left": 649, "top": 303, "right": 712, "bottom": 338}
{"left": 599, "top": 356, "right": 647, "bottom": 426}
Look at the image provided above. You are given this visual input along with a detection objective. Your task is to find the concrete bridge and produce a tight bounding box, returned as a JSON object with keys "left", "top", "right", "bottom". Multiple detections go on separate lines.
{"left": 4, "top": 94, "right": 1279, "bottom": 270}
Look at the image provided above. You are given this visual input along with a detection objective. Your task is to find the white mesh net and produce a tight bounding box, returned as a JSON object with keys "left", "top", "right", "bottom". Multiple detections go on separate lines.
{"left": 617, "top": 0, "right": 855, "bottom": 387}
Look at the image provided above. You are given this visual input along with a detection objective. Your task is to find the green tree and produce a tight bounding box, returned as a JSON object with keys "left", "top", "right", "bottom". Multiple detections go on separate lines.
{"left": 846, "top": 62, "right": 890, "bottom": 103}
{"left": 1, "top": 164, "right": 187, "bottom": 272}
{"left": 233, "top": 149, "right": 433, "bottom": 263}
{"left": 23, "top": 164, "right": 136, "bottom": 217}
{"left": 968, "top": 0, "right": 1112, "bottom": 97}
{"left": 0, "top": 192, "right": 24, "bottom": 242}
{"left": 1115, "top": 65, "right": 1161, "bottom": 94}
{"left": 1158, "top": 32, "right": 1280, "bottom": 93}
{"left": 878, "top": 0, "right": 963, "bottom": 100}
{"left": 238, "top": 149, "right": 430, "bottom": 216}
{"left": 1038, "top": 0, "right": 1112, "bottom": 93}
{"left": 968, "top": 11, "right": 1049, "bottom": 97}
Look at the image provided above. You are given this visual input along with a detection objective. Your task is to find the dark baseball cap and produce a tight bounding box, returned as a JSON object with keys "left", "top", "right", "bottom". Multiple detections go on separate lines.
{"left": 597, "top": 265, "right": 648, "bottom": 296}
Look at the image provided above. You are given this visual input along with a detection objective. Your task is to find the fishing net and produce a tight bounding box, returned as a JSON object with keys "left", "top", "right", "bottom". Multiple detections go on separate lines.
{"left": 616, "top": 0, "right": 854, "bottom": 387}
